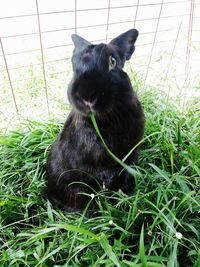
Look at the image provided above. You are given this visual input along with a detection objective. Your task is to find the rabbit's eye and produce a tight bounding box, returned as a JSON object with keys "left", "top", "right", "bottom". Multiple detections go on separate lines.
{"left": 109, "top": 55, "right": 117, "bottom": 70}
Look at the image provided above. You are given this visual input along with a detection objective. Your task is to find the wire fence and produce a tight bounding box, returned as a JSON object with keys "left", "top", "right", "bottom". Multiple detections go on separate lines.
{"left": 0, "top": 0, "right": 199, "bottom": 131}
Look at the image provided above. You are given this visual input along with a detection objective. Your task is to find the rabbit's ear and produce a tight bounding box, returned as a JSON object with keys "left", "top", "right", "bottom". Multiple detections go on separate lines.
{"left": 71, "top": 34, "right": 91, "bottom": 52}
{"left": 110, "top": 29, "right": 139, "bottom": 60}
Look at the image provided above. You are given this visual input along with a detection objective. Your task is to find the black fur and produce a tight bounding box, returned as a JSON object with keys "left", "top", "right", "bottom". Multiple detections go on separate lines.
{"left": 44, "top": 29, "right": 145, "bottom": 212}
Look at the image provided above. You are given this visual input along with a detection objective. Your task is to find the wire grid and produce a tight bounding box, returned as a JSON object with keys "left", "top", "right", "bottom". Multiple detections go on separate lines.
{"left": 0, "top": 0, "right": 199, "bottom": 130}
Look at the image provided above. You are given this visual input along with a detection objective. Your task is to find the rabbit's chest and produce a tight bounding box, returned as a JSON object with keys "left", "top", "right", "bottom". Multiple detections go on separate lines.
{"left": 69, "top": 126, "right": 131, "bottom": 165}
{"left": 72, "top": 127, "right": 106, "bottom": 163}
{"left": 59, "top": 116, "right": 136, "bottom": 170}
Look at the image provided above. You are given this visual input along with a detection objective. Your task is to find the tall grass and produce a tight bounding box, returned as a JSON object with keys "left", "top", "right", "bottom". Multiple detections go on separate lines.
{"left": 0, "top": 83, "right": 199, "bottom": 266}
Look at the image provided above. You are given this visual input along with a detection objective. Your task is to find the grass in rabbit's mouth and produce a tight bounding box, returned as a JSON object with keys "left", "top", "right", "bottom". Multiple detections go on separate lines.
{"left": 0, "top": 87, "right": 200, "bottom": 267}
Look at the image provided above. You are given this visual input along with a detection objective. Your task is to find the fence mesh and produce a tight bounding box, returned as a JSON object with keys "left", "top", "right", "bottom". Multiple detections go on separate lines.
{"left": 0, "top": 0, "right": 199, "bottom": 131}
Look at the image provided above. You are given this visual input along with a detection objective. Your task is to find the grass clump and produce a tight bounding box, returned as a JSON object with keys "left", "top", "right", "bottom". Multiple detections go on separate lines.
{"left": 0, "top": 87, "right": 199, "bottom": 267}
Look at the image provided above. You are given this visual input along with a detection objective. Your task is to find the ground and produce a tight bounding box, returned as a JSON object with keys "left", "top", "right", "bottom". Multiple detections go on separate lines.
{"left": 0, "top": 79, "right": 200, "bottom": 266}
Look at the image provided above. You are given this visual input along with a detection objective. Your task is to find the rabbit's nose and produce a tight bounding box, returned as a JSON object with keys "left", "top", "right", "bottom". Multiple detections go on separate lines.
{"left": 81, "top": 93, "right": 97, "bottom": 109}
{"left": 83, "top": 99, "right": 96, "bottom": 109}
{"left": 82, "top": 88, "right": 97, "bottom": 101}
{"left": 75, "top": 91, "right": 97, "bottom": 109}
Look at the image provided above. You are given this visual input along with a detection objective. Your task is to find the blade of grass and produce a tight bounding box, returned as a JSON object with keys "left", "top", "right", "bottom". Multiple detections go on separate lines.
{"left": 99, "top": 233, "right": 121, "bottom": 267}
{"left": 90, "top": 113, "right": 136, "bottom": 177}
{"left": 122, "top": 132, "right": 160, "bottom": 163}
{"left": 139, "top": 224, "right": 148, "bottom": 267}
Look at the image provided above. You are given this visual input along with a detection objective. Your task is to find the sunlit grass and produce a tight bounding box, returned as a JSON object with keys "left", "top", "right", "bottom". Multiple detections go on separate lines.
{"left": 0, "top": 82, "right": 199, "bottom": 266}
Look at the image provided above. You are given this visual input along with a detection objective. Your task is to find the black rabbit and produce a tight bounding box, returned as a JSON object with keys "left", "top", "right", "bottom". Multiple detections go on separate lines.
{"left": 44, "top": 29, "right": 145, "bottom": 212}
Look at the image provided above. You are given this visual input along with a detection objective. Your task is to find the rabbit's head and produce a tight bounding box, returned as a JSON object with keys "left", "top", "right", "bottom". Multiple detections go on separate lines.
{"left": 68, "top": 29, "right": 139, "bottom": 116}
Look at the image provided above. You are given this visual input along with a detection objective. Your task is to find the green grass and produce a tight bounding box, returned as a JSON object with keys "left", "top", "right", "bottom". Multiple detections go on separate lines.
{"left": 0, "top": 83, "right": 200, "bottom": 267}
